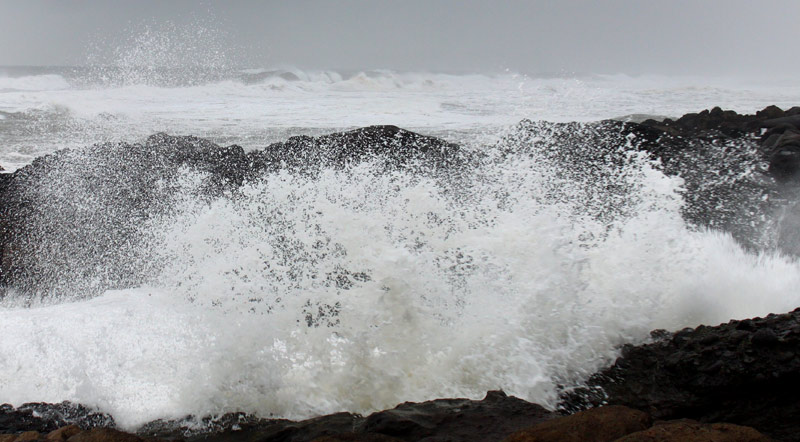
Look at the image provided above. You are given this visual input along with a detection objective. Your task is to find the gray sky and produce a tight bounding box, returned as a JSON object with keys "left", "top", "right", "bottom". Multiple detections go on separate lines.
{"left": 1, "top": 0, "right": 799, "bottom": 75}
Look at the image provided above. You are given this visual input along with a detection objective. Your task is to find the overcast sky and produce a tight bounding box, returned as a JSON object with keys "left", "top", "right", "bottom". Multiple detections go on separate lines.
{"left": 1, "top": 0, "right": 799, "bottom": 75}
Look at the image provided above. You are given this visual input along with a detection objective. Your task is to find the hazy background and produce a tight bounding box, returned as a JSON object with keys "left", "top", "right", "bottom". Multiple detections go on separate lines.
{"left": 1, "top": 0, "right": 800, "bottom": 75}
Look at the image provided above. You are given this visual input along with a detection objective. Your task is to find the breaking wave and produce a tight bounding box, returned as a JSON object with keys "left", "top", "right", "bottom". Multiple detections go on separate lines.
{"left": 2, "top": 126, "right": 800, "bottom": 429}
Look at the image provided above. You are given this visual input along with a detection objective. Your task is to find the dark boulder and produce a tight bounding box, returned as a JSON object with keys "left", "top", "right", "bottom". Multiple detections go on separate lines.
{"left": 0, "top": 402, "right": 113, "bottom": 434}
{"left": 0, "top": 127, "right": 462, "bottom": 297}
{"left": 356, "top": 391, "right": 555, "bottom": 442}
{"left": 503, "top": 405, "right": 651, "bottom": 442}
{"left": 137, "top": 391, "right": 555, "bottom": 442}
{"left": 250, "top": 125, "right": 461, "bottom": 173}
{"left": 614, "top": 420, "right": 772, "bottom": 442}
{"left": 560, "top": 308, "right": 800, "bottom": 441}
{"left": 505, "top": 111, "right": 779, "bottom": 253}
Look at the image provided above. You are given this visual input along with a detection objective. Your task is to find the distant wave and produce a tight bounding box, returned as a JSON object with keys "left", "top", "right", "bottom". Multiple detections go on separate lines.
{"left": 0, "top": 74, "right": 71, "bottom": 92}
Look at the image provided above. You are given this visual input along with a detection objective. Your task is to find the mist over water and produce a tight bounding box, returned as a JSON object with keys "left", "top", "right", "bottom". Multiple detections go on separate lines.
{"left": 3, "top": 19, "right": 800, "bottom": 431}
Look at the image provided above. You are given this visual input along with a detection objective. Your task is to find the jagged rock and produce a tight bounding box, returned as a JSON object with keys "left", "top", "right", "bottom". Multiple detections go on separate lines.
{"left": 614, "top": 419, "right": 771, "bottom": 442}
{"left": 139, "top": 412, "right": 360, "bottom": 442}
{"left": 67, "top": 428, "right": 142, "bottom": 442}
{"left": 502, "top": 405, "right": 651, "bottom": 442}
{"left": 355, "top": 391, "right": 555, "bottom": 442}
{"left": 46, "top": 425, "right": 82, "bottom": 441}
{"left": 507, "top": 112, "right": 778, "bottom": 253}
{"left": 560, "top": 308, "right": 800, "bottom": 441}
{"left": 6, "top": 108, "right": 800, "bottom": 296}
{"left": 138, "top": 391, "right": 553, "bottom": 442}
{"left": 0, "top": 403, "right": 113, "bottom": 434}
{"left": 0, "top": 127, "right": 462, "bottom": 297}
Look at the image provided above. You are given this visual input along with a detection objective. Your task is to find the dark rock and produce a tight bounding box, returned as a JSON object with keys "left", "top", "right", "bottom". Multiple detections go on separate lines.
{"left": 750, "top": 328, "right": 779, "bottom": 347}
{"left": 312, "top": 435, "right": 403, "bottom": 442}
{"left": 137, "top": 391, "right": 554, "bottom": 442}
{"left": 5, "top": 107, "right": 800, "bottom": 296}
{"left": 757, "top": 105, "right": 785, "bottom": 120}
{"left": 13, "top": 431, "right": 40, "bottom": 441}
{"left": 139, "top": 412, "right": 360, "bottom": 442}
{"left": 503, "top": 405, "right": 651, "bottom": 442}
{"left": 249, "top": 125, "right": 461, "bottom": 173}
{"left": 614, "top": 419, "right": 771, "bottom": 442}
{"left": 46, "top": 425, "right": 82, "bottom": 441}
{"left": 761, "top": 115, "right": 800, "bottom": 130}
{"left": 67, "top": 428, "right": 143, "bottom": 442}
{"left": 560, "top": 308, "right": 800, "bottom": 441}
{"left": 508, "top": 113, "right": 778, "bottom": 254}
{"left": 0, "top": 127, "right": 462, "bottom": 297}
{"left": 0, "top": 403, "right": 113, "bottom": 434}
{"left": 357, "top": 391, "right": 556, "bottom": 442}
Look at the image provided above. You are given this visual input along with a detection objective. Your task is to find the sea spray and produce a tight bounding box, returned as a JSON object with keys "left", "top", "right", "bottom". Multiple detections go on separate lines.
{"left": 3, "top": 128, "right": 800, "bottom": 429}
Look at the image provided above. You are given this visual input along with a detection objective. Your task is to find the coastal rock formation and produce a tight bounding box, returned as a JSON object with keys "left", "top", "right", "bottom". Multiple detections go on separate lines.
{"left": 503, "top": 405, "right": 651, "bottom": 441}
{"left": 560, "top": 307, "right": 800, "bottom": 441}
{"left": 4, "top": 107, "right": 800, "bottom": 297}
{"left": 0, "top": 392, "right": 555, "bottom": 442}
{"left": 0, "top": 397, "right": 773, "bottom": 441}
{"left": 613, "top": 420, "right": 771, "bottom": 442}
{"left": 502, "top": 106, "right": 800, "bottom": 256}
{"left": 0, "top": 403, "right": 112, "bottom": 434}
{"left": 0, "top": 126, "right": 460, "bottom": 296}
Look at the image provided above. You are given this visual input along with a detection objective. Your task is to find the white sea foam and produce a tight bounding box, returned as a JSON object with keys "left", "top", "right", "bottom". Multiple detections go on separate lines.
{"left": 2, "top": 144, "right": 800, "bottom": 429}
{"left": 0, "top": 74, "right": 71, "bottom": 92}
{"left": 2, "top": 69, "right": 800, "bottom": 171}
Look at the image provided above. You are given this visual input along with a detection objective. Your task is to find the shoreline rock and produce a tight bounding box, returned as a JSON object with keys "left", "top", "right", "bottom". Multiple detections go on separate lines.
{"left": 0, "top": 400, "right": 774, "bottom": 442}
{"left": 560, "top": 307, "right": 800, "bottom": 441}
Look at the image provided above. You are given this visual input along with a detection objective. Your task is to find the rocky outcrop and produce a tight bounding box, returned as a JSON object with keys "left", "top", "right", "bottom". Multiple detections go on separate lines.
{"left": 614, "top": 420, "right": 772, "bottom": 442}
{"left": 5, "top": 107, "right": 800, "bottom": 296}
{"left": 0, "top": 403, "right": 113, "bottom": 435}
{"left": 0, "top": 398, "right": 773, "bottom": 442}
{"left": 508, "top": 105, "right": 800, "bottom": 255}
{"left": 0, "top": 126, "right": 461, "bottom": 297}
{"left": 0, "top": 392, "right": 555, "bottom": 442}
{"left": 503, "top": 406, "right": 651, "bottom": 442}
{"left": 352, "top": 391, "right": 554, "bottom": 441}
{"left": 560, "top": 308, "right": 800, "bottom": 441}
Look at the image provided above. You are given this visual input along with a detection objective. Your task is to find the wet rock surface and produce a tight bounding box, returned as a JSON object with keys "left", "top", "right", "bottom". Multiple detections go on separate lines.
{"left": 0, "top": 392, "right": 555, "bottom": 442}
{"left": 0, "top": 126, "right": 462, "bottom": 296}
{"left": 503, "top": 405, "right": 651, "bottom": 442}
{"left": 0, "top": 403, "right": 113, "bottom": 434}
{"left": 498, "top": 105, "right": 800, "bottom": 255}
{"left": 613, "top": 420, "right": 772, "bottom": 442}
{"left": 0, "top": 402, "right": 773, "bottom": 441}
{"left": 560, "top": 308, "right": 800, "bottom": 441}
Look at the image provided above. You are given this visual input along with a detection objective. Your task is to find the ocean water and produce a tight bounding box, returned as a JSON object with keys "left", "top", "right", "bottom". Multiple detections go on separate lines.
{"left": 3, "top": 64, "right": 800, "bottom": 430}
{"left": 3, "top": 65, "right": 800, "bottom": 171}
